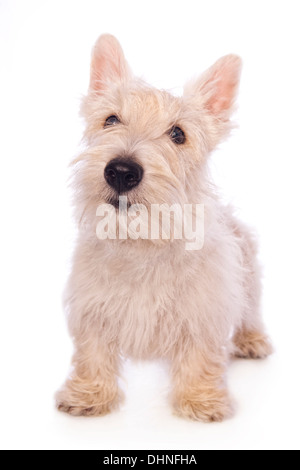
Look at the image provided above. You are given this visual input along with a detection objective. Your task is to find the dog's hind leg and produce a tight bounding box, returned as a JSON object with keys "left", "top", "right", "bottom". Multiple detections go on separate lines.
{"left": 230, "top": 217, "right": 273, "bottom": 359}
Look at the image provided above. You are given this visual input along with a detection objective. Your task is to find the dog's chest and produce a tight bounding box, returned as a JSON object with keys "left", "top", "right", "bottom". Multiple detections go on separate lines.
{"left": 97, "top": 245, "right": 197, "bottom": 358}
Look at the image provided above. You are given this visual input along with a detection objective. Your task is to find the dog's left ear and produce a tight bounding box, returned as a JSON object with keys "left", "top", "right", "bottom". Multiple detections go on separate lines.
{"left": 89, "top": 34, "right": 131, "bottom": 92}
{"left": 185, "top": 54, "right": 242, "bottom": 119}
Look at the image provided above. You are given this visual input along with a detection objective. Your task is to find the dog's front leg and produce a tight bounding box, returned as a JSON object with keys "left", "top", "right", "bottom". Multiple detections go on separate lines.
{"left": 56, "top": 327, "right": 122, "bottom": 417}
{"left": 171, "top": 346, "right": 233, "bottom": 423}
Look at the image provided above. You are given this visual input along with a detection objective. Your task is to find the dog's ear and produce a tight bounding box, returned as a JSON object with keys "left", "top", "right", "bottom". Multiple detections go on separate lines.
{"left": 89, "top": 34, "right": 131, "bottom": 92}
{"left": 185, "top": 55, "right": 242, "bottom": 119}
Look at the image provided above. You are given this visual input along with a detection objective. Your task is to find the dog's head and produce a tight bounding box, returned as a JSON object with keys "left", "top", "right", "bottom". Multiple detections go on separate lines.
{"left": 73, "top": 34, "right": 241, "bottom": 234}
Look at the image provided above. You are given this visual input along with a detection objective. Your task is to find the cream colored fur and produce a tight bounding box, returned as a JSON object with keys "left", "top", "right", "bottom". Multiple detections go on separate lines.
{"left": 56, "top": 34, "right": 272, "bottom": 422}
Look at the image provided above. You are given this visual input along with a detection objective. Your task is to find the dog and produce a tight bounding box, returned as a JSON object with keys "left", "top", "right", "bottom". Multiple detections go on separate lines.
{"left": 56, "top": 34, "right": 272, "bottom": 422}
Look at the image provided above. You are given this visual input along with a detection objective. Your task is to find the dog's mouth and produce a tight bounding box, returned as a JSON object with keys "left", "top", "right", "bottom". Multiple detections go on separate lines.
{"left": 107, "top": 196, "right": 132, "bottom": 210}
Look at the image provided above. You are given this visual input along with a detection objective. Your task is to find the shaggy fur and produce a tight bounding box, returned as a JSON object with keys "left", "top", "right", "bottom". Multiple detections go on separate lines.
{"left": 56, "top": 34, "right": 272, "bottom": 422}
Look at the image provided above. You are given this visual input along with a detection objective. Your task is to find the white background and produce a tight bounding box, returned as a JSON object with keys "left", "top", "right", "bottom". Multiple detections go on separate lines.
{"left": 1, "top": 0, "right": 300, "bottom": 451}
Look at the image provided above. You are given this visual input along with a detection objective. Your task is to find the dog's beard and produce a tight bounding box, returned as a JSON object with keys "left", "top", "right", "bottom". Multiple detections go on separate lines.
{"left": 96, "top": 192, "right": 190, "bottom": 246}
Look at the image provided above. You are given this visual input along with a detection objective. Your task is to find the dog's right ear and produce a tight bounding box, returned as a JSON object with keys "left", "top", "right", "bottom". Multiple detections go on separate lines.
{"left": 89, "top": 34, "right": 131, "bottom": 92}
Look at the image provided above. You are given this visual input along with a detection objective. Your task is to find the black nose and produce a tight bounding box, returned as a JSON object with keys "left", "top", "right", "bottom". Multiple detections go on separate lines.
{"left": 104, "top": 158, "right": 144, "bottom": 193}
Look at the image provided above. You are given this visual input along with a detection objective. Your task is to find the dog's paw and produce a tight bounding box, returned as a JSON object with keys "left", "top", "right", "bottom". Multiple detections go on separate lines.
{"left": 234, "top": 330, "right": 273, "bottom": 359}
{"left": 55, "top": 382, "right": 123, "bottom": 417}
{"left": 56, "top": 400, "right": 114, "bottom": 417}
{"left": 174, "top": 389, "right": 234, "bottom": 423}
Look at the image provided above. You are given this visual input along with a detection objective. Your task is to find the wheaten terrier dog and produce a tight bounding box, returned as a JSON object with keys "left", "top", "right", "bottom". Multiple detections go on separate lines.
{"left": 56, "top": 34, "right": 272, "bottom": 422}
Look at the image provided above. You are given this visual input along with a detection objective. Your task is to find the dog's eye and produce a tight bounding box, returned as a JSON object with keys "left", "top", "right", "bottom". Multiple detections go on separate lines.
{"left": 104, "top": 115, "right": 121, "bottom": 127}
{"left": 169, "top": 126, "right": 186, "bottom": 145}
